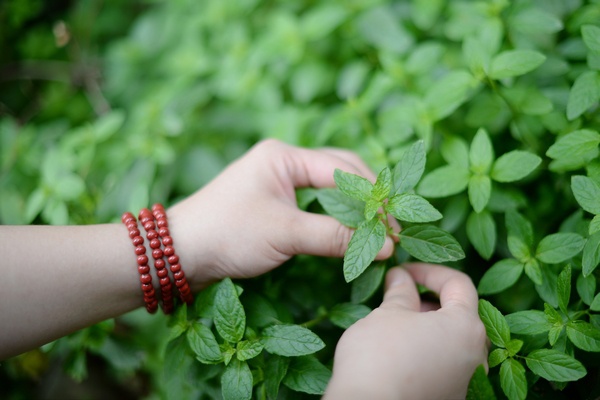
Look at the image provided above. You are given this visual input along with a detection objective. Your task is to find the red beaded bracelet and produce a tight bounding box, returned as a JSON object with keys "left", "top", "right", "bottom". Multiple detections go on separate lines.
{"left": 121, "top": 212, "right": 158, "bottom": 314}
{"left": 139, "top": 208, "right": 175, "bottom": 315}
{"left": 152, "top": 203, "right": 194, "bottom": 305}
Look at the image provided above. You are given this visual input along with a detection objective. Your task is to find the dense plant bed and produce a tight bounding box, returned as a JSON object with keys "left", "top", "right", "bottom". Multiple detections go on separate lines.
{"left": 2, "top": 0, "right": 600, "bottom": 399}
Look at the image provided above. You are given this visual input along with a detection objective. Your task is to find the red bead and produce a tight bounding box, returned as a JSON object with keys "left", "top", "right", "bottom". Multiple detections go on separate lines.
{"left": 133, "top": 236, "right": 144, "bottom": 246}
{"left": 141, "top": 283, "right": 153, "bottom": 292}
{"left": 157, "top": 268, "right": 169, "bottom": 278}
{"left": 137, "top": 255, "right": 149, "bottom": 265}
{"left": 128, "top": 229, "right": 140, "bottom": 239}
{"left": 179, "top": 286, "right": 191, "bottom": 296}
{"left": 147, "top": 230, "right": 159, "bottom": 240}
{"left": 134, "top": 245, "right": 146, "bottom": 255}
{"left": 162, "top": 283, "right": 173, "bottom": 292}
{"left": 162, "top": 236, "right": 173, "bottom": 246}
{"left": 121, "top": 212, "right": 135, "bottom": 223}
{"left": 149, "top": 238, "right": 161, "bottom": 249}
{"left": 140, "top": 274, "right": 152, "bottom": 284}
{"left": 157, "top": 219, "right": 168, "bottom": 228}
{"left": 168, "top": 255, "right": 179, "bottom": 265}
{"left": 143, "top": 288, "right": 155, "bottom": 297}
{"left": 164, "top": 246, "right": 175, "bottom": 256}
{"left": 138, "top": 265, "right": 150, "bottom": 274}
{"left": 143, "top": 222, "right": 155, "bottom": 231}
{"left": 152, "top": 248, "right": 164, "bottom": 259}
{"left": 158, "top": 227, "right": 169, "bottom": 237}
{"left": 151, "top": 203, "right": 163, "bottom": 212}
{"left": 170, "top": 263, "right": 181, "bottom": 273}
{"left": 126, "top": 221, "right": 137, "bottom": 230}
{"left": 159, "top": 277, "right": 171, "bottom": 286}
{"left": 155, "top": 258, "right": 166, "bottom": 269}
{"left": 175, "top": 278, "right": 186, "bottom": 288}
{"left": 173, "top": 270, "right": 184, "bottom": 281}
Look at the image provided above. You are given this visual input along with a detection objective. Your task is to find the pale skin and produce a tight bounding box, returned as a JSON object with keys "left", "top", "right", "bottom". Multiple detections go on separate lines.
{"left": 0, "top": 139, "right": 488, "bottom": 398}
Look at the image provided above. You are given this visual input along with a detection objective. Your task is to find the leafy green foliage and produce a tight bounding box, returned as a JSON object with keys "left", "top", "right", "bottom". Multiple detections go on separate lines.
{"left": 4, "top": 0, "right": 600, "bottom": 399}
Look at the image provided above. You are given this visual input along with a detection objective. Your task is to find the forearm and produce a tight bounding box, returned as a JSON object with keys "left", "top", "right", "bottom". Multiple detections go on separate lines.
{"left": 0, "top": 224, "right": 144, "bottom": 359}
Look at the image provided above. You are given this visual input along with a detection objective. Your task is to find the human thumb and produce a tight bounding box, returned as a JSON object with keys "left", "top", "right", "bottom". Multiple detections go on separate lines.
{"left": 381, "top": 267, "right": 420, "bottom": 311}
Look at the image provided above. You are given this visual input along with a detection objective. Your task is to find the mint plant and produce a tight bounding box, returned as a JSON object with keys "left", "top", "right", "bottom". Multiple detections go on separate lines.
{"left": 5, "top": 1, "right": 600, "bottom": 399}
{"left": 318, "top": 140, "right": 464, "bottom": 282}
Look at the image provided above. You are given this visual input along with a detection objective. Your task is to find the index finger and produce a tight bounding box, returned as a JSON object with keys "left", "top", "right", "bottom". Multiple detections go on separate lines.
{"left": 404, "top": 262, "right": 479, "bottom": 314}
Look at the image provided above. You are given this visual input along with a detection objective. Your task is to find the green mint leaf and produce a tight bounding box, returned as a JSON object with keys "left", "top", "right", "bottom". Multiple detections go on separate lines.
{"left": 571, "top": 175, "right": 600, "bottom": 215}
{"left": 524, "top": 258, "right": 543, "bottom": 286}
{"left": 343, "top": 217, "right": 386, "bottom": 282}
{"left": 548, "top": 325, "right": 564, "bottom": 347}
{"left": 525, "top": 349, "right": 587, "bottom": 382}
{"left": 506, "top": 339, "right": 524, "bottom": 357}
{"left": 317, "top": 188, "right": 366, "bottom": 228}
{"left": 535, "top": 233, "right": 585, "bottom": 264}
{"left": 357, "top": 6, "right": 413, "bottom": 54}
{"left": 466, "top": 364, "right": 497, "bottom": 400}
{"left": 587, "top": 234, "right": 600, "bottom": 278}
{"left": 220, "top": 342, "right": 236, "bottom": 366}
{"left": 187, "top": 323, "right": 223, "bottom": 364}
{"left": 489, "top": 49, "right": 546, "bottom": 79}
{"left": 392, "top": 140, "right": 426, "bottom": 195}
{"left": 491, "top": 150, "right": 541, "bottom": 182}
{"left": 576, "top": 272, "right": 597, "bottom": 305}
{"left": 582, "top": 24, "right": 600, "bottom": 53}
{"left": 468, "top": 174, "right": 492, "bottom": 213}
{"left": 236, "top": 339, "right": 264, "bottom": 361}
{"left": 215, "top": 278, "right": 246, "bottom": 343}
{"left": 489, "top": 349, "right": 509, "bottom": 368}
{"left": 544, "top": 303, "right": 563, "bottom": 326}
{"left": 372, "top": 167, "right": 392, "bottom": 201}
{"left": 500, "top": 359, "right": 528, "bottom": 400}
{"left": 566, "top": 70, "right": 600, "bottom": 120}
{"left": 507, "top": 237, "right": 531, "bottom": 261}
{"left": 417, "top": 164, "right": 470, "bottom": 198}
{"left": 424, "top": 70, "right": 476, "bottom": 121}
{"left": 546, "top": 129, "right": 600, "bottom": 163}
{"left": 196, "top": 283, "right": 218, "bottom": 318}
{"left": 506, "top": 310, "right": 552, "bottom": 335}
{"left": 334, "top": 168, "right": 373, "bottom": 202}
{"left": 441, "top": 135, "right": 470, "bottom": 168}
{"left": 566, "top": 321, "right": 600, "bottom": 352}
{"left": 505, "top": 210, "right": 534, "bottom": 248}
{"left": 337, "top": 61, "right": 369, "bottom": 99}
{"left": 590, "top": 215, "right": 600, "bottom": 235}
{"left": 261, "top": 324, "right": 325, "bottom": 357}
{"left": 591, "top": 293, "right": 600, "bottom": 311}
{"left": 478, "top": 299, "right": 511, "bottom": 348}
{"left": 351, "top": 262, "right": 386, "bottom": 303}
{"left": 245, "top": 292, "right": 280, "bottom": 329}
{"left": 364, "top": 197, "right": 382, "bottom": 220}
{"left": 478, "top": 259, "right": 523, "bottom": 295}
{"left": 221, "top": 358, "right": 253, "bottom": 400}
{"left": 282, "top": 355, "right": 332, "bottom": 395}
{"left": 557, "top": 265, "right": 572, "bottom": 315}
{"left": 387, "top": 193, "right": 442, "bottom": 223}
{"left": 399, "top": 225, "right": 465, "bottom": 263}
{"left": 469, "top": 128, "right": 495, "bottom": 173}
{"left": 467, "top": 210, "right": 497, "bottom": 260}
{"left": 264, "top": 356, "right": 290, "bottom": 400}
{"left": 329, "top": 303, "right": 371, "bottom": 329}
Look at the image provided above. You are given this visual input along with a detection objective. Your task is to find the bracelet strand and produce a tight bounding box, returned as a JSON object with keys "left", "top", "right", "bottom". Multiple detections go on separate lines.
{"left": 152, "top": 203, "right": 194, "bottom": 305}
{"left": 121, "top": 212, "right": 159, "bottom": 313}
{"left": 139, "top": 208, "right": 175, "bottom": 314}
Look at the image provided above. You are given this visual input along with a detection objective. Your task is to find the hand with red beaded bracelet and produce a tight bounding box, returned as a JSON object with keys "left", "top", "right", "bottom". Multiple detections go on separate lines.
{"left": 0, "top": 139, "right": 396, "bottom": 360}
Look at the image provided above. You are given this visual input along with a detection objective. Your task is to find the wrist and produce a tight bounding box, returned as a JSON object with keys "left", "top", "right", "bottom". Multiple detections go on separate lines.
{"left": 166, "top": 202, "right": 222, "bottom": 292}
